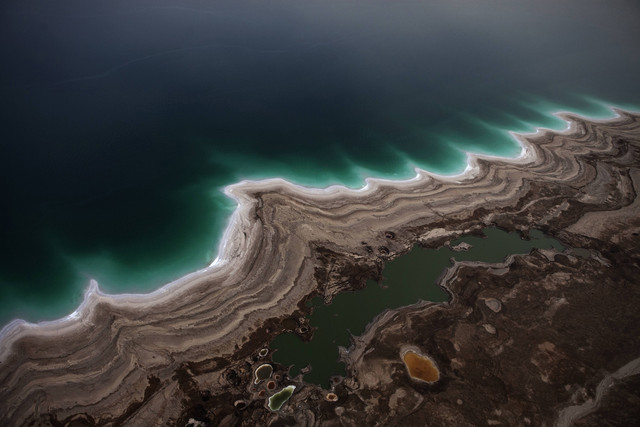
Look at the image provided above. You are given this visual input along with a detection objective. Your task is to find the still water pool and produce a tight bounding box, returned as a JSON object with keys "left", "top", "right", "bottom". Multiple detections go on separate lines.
{"left": 271, "top": 228, "right": 564, "bottom": 388}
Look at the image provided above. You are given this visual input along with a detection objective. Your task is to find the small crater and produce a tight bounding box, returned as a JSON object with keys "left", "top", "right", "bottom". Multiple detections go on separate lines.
{"left": 225, "top": 369, "right": 241, "bottom": 387}
{"left": 254, "top": 364, "right": 273, "bottom": 384}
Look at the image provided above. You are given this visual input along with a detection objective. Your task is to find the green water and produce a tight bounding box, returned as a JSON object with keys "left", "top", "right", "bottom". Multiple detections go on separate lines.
{"left": 271, "top": 228, "right": 564, "bottom": 388}
{"left": 268, "top": 385, "right": 296, "bottom": 411}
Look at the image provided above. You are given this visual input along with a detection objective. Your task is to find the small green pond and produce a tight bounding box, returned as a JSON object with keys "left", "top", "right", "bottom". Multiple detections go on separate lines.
{"left": 268, "top": 385, "right": 296, "bottom": 411}
{"left": 270, "top": 228, "right": 564, "bottom": 388}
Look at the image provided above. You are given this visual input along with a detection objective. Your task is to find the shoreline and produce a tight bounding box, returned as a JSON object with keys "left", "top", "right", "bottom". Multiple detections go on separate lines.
{"left": 1, "top": 107, "right": 639, "bottom": 425}
{"left": 0, "top": 106, "right": 629, "bottom": 346}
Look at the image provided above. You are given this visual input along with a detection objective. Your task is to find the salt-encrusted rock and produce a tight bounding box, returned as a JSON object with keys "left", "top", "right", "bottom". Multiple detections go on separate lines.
{"left": 485, "top": 298, "right": 503, "bottom": 313}
{"left": 451, "top": 242, "right": 472, "bottom": 252}
{"left": 483, "top": 324, "right": 497, "bottom": 334}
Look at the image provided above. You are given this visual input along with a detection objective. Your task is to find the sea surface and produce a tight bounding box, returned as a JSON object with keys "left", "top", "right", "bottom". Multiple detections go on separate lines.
{"left": 0, "top": 0, "right": 639, "bottom": 327}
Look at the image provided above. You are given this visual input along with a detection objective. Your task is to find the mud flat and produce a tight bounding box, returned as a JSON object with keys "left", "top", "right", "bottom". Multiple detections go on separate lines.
{"left": 1, "top": 110, "right": 639, "bottom": 426}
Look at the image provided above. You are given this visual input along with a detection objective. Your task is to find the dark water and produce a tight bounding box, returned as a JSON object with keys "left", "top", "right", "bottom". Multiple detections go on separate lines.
{"left": 0, "top": 0, "right": 638, "bottom": 326}
{"left": 270, "top": 228, "right": 564, "bottom": 388}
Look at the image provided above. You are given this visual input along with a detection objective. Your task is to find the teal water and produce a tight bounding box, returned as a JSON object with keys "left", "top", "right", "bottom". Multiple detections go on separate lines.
{"left": 0, "top": 0, "right": 639, "bottom": 327}
{"left": 270, "top": 228, "right": 564, "bottom": 388}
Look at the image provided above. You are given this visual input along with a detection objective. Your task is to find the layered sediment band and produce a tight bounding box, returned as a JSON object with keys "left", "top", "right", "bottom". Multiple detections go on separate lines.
{"left": 0, "top": 109, "right": 638, "bottom": 425}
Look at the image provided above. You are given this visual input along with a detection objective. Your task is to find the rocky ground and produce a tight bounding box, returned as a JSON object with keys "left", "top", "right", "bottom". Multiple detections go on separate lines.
{"left": 174, "top": 113, "right": 640, "bottom": 427}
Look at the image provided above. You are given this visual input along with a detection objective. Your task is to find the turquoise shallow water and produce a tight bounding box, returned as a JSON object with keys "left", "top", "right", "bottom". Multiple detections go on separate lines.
{"left": 0, "top": 0, "right": 639, "bottom": 327}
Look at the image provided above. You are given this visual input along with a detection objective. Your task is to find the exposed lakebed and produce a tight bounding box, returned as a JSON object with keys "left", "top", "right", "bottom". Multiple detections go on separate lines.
{"left": 270, "top": 228, "right": 564, "bottom": 388}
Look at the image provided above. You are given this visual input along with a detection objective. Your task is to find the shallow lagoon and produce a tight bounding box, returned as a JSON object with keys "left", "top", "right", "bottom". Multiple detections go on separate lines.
{"left": 271, "top": 228, "right": 564, "bottom": 388}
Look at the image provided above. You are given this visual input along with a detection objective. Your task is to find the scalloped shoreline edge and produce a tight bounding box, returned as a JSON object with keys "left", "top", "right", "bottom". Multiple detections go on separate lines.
{"left": 0, "top": 105, "right": 637, "bottom": 361}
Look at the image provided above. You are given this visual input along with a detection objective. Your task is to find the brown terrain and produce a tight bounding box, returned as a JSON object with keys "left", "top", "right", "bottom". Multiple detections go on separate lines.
{"left": 0, "top": 110, "right": 639, "bottom": 426}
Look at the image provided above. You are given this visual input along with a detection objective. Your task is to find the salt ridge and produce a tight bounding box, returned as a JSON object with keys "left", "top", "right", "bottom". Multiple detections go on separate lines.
{"left": 0, "top": 105, "right": 633, "bottom": 359}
